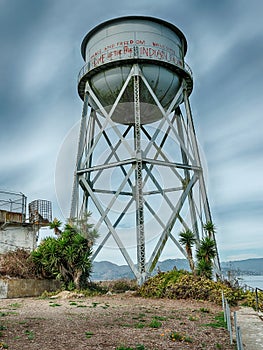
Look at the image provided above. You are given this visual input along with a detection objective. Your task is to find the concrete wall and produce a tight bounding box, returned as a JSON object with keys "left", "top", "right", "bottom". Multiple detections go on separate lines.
{"left": 0, "top": 279, "right": 61, "bottom": 298}
{"left": 0, "top": 224, "right": 37, "bottom": 253}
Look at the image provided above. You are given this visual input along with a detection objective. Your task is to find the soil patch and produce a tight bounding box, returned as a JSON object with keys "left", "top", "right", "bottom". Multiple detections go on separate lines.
{"left": 0, "top": 293, "right": 235, "bottom": 349}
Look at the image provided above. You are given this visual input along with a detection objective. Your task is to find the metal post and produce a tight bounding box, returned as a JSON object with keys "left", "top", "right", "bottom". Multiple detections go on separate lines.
{"left": 226, "top": 302, "right": 233, "bottom": 344}
{"left": 133, "top": 67, "right": 146, "bottom": 284}
{"left": 70, "top": 92, "right": 89, "bottom": 219}
{"left": 236, "top": 326, "right": 243, "bottom": 350}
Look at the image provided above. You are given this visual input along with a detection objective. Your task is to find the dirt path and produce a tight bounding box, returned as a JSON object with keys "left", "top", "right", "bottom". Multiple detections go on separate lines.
{"left": 0, "top": 293, "right": 235, "bottom": 349}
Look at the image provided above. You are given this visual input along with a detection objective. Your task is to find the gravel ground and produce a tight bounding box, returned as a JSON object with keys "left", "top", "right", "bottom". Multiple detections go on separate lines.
{"left": 0, "top": 292, "right": 236, "bottom": 349}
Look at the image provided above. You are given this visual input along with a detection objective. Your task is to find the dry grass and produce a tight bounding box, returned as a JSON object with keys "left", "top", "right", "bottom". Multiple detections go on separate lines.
{"left": 0, "top": 294, "right": 236, "bottom": 349}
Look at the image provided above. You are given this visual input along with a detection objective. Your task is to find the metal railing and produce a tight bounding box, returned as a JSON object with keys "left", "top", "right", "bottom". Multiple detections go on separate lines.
{"left": 222, "top": 292, "right": 244, "bottom": 350}
{"left": 255, "top": 287, "right": 263, "bottom": 312}
{"left": 233, "top": 311, "right": 243, "bottom": 350}
{"left": 184, "top": 62, "right": 193, "bottom": 77}
{"left": 0, "top": 189, "right": 27, "bottom": 223}
{"left": 239, "top": 283, "right": 263, "bottom": 312}
{"left": 78, "top": 57, "right": 193, "bottom": 84}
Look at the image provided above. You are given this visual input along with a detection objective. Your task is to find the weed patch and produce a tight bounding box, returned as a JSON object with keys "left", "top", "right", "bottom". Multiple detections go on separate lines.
{"left": 188, "top": 315, "right": 199, "bottom": 321}
{"left": 9, "top": 303, "right": 21, "bottom": 309}
{"left": 85, "top": 331, "right": 94, "bottom": 339}
{"left": 49, "top": 303, "right": 61, "bottom": 307}
{"left": 202, "top": 312, "right": 226, "bottom": 329}
{"left": 200, "top": 307, "right": 210, "bottom": 313}
{"left": 169, "top": 331, "right": 193, "bottom": 343}
{"left": 24, "top": 330, "right": 35, "bottom": 340}
{"left": 148, "top": 318, "right": 162, "bottom": 328}
{"left": 116, "top": 345, "right": 148, "bottom": 350}
{"left": 134, "top": 322, "right": 145, "bottom": 329}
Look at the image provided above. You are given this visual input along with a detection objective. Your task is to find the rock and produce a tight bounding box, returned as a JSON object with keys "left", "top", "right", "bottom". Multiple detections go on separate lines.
{"left": 50, "top": 291, "right": 84, "bottom": 299}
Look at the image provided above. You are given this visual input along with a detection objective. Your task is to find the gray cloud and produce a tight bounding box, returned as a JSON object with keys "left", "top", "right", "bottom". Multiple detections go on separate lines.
{"left": 0, "top": 0, "right": 262, "bottom": 263}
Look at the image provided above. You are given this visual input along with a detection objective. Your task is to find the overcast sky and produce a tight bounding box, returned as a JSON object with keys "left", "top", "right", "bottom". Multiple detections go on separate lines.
{"left": 0, "top": 0, "right": 263, "bottom": 264}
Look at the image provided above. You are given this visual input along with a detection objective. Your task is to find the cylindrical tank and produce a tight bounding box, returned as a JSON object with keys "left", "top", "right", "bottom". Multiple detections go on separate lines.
{"left": 78, "top": 16, "right": 193, "bottom": 124}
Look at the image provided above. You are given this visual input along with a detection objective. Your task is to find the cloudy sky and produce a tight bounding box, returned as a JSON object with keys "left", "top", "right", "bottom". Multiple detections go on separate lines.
{"left": 0, "top": 0, "right": 262, "bottom": 264}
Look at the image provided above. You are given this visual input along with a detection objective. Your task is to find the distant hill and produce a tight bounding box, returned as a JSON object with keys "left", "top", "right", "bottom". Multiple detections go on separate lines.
{"left": 221, "top": 258, "right": 263, "bottom": 275}
{"left": 91, "top": 257, "right": 263, "bottom": 281}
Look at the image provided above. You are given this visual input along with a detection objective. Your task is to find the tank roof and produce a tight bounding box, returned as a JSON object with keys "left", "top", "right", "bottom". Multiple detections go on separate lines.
{"left": 81, "top": 16, "right": 188, "bottom": 60}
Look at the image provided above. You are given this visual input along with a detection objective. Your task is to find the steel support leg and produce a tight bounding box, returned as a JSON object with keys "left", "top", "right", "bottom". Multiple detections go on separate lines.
{"left": 134, "top": 69, "right": 146, "bottom": 284}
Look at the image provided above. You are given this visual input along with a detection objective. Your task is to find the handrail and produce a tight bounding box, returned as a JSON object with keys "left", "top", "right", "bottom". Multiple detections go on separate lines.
{"left": 78, "top": 59, "right": 193, "bottom": 84}
{"left": 255, "top": 287, "right": 263, "bottom": 312}
{"left": 184, "top": 62, "right": 193, "bottom": 77}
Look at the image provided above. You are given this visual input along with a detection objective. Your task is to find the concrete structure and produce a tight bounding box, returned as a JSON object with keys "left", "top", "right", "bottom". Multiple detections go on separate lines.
{"left": 0, "top": 190, "right": 52, "bottom": 253}
{"left": 235, "top": 307, "right": 263, "bottom": 350}
{"left": 71, "top": 16, "right": 220, "bottom": 284}
{"left": 0, "top": 278, "right": 60, "bottom": 298}
{"left": 0, "top": 222, "right": 36, "bottom": 254}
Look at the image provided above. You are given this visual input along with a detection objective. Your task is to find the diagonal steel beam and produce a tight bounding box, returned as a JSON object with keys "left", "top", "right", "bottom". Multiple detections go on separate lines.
{"left": 79, "top": 176, "right": 139, "bottom": 278}
{"left": 147, "top": 173, "right": 198, "bottom": 273}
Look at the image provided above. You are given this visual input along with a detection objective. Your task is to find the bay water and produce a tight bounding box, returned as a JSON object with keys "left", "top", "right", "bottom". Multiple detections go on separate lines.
{"left": 238, "top": 275, "right": 263, "bottom": 290}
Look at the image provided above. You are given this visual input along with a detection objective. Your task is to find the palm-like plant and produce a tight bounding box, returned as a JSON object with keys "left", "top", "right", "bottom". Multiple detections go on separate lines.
{"left": 179, "top": 229, "right": 196, "bottom": 273}
{"left": 49, "top": 218, "right": 62, "bottom": 236}
{"left": 67, "top": 212, "right": 98, "bottom": 247}
{"left": 196, "top": 258, "right": 213, "bottom": 279}
{"left": 31, "top": 216, "right": 95, "bottom": 289}
{"left": 203, "top": 221, "right": 216, "bottom": 239}
{"left": 196, "top": 236, "right": 216, "bottom": 263}
{"left": 196, "top": 236, "right": 216, "bottom": 279}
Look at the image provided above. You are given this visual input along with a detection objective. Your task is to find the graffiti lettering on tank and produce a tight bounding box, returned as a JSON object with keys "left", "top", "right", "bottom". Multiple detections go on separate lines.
{"left": 89, "top": 39, "right": 182, "bottom": 69}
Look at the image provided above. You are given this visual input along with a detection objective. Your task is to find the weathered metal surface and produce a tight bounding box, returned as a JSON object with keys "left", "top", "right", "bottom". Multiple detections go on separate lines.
{"left": 78, "top": 16, "right": 192, "bottom": 124}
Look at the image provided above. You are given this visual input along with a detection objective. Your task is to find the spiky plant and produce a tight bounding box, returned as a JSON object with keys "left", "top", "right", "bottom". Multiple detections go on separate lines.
{"left": 179, "top": 229, "right": 196, "bottom": 273}
{"left": 203, "top": 221, "right": 216, "bottom": 239}
{"left": 196, "top": 236, "right": 216, "bottom": 279}
{"left": 49, "top": 218, "right": 62, "bottom": 235}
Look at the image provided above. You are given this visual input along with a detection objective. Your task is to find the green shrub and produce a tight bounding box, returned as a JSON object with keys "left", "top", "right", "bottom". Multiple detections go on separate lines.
{"left": 31, "top": 226, "right": 92, "bottom": 290}
{"left": 105, "top": 279, "right": 138, "bottom": 293}
{"left": 241, "top": 290, "right": 263, "bottom": 311}
{"left": 138, "top": 270, "right": 245, "bottom": 305}
{"left": 138, "top": 270, "right": 186, "bottom": 298}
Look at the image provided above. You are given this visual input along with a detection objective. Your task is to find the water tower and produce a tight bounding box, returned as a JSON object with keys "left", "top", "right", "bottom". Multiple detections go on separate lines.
{"left": 70, "top": 16, "right": 220, "bottom": 284}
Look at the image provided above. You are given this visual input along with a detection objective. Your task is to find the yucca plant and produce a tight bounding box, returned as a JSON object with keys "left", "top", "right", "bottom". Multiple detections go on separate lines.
{"left": 31, "top": 216, "right": 96, "bottom": 289}
{"left": 196, "top": 236, "right": 216, "bottom": 279}
{"left": 203, "top": 221, "right": 216, "bottom": 239}
{"left": 178, "top": 229, "right": 196, "bottom": 273}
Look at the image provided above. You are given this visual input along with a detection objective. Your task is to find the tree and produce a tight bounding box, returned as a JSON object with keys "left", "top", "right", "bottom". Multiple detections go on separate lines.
{"left": 203, "top": 221, "right": 216, "bottom": 239}
{"left": 67, "top": 212, "right": 99, "bottom": 246}
{"left": 49, "top": 218, "right": 62, "bottom": 236}
{"left": 196, "top": 258, "right": 213, "bottom": 279}
{"left": 196, "top": 236, "right": 217, "bottom": 279}
{"left": 31, "top": 217, "right": 97, "bottom": 289}
{"left": 179, "top": 229, "right": 196, "bottom": 273}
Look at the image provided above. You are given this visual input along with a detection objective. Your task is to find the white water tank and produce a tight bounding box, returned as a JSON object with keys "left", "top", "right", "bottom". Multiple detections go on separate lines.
{"left": 78, "top": 16, "right": 193, "bottom": 124}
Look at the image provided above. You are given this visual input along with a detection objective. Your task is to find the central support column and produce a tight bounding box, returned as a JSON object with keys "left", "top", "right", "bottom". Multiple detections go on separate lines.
{"left": 133, "top": 67, "right": 146, "bottom": 284}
